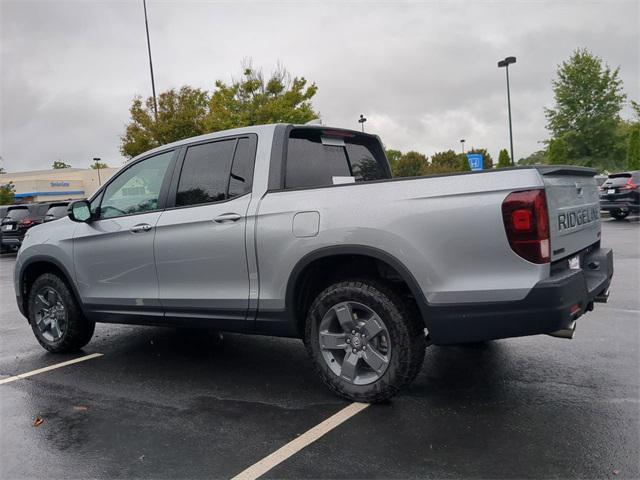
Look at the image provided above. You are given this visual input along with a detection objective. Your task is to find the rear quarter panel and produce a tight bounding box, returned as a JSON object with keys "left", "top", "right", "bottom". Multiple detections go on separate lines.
{"left": 255, "top": 168, "right": 548, "bottom": 313}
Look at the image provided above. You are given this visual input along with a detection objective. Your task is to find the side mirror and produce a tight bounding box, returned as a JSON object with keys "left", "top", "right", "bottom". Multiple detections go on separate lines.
{"left": 68, "top": 200, "right": 92, "bottom": 223}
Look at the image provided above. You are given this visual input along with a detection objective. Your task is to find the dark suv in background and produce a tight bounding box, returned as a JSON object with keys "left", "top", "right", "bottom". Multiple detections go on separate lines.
{"left": 0, "top": 202, "right": 70, "bottom": 252}
{"left": 599, "top": 171, "right": 640, "bottom": 220}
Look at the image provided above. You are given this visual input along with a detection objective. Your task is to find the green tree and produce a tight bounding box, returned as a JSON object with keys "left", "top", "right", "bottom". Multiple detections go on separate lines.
{"left": 120, "top": 63, "right": 319, "bottom": 159}
{"left": 548, "top": 137, "right": 569, "bottom": 165}
{"left": 467, "top": 148, "right": 493, "bottom": 169}
{"left": 121, "top": 86, "right": 210, "bottom": 158}
{"left": 91, "top": 161, "right": 109, "bottom": 169}
{"left": 627, "top": 127, "right": 640, "bottom": 170}
{"left": 497, "top": 149, "right": 511, "bottom": 168}
{"left": 544, "top": 48, "right": 626, "bottom": 169}
{"left": 392, "top": 151, "right": 427, "bottom": 177}
{"left": 52, "top": 160, "right": 72, "bottom": 169}
{"left": 385, "top": 149, "right": 402, "bottom": 170}
{"left": 0, "top": 182, "right": 15, "bottom": 205}
{"left": 518, "top": 150, "right": 547, "bottom": 166}
{"left": 428, "top": 150, "right": 469, "bottom": 174}
{"left": 204, "top": 64, "right": 318, "bottom": 132}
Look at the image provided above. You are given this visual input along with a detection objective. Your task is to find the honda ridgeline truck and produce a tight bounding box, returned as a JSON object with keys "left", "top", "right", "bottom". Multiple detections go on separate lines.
{"left": 14, "top": 124, "right": 613, "bottom": 402}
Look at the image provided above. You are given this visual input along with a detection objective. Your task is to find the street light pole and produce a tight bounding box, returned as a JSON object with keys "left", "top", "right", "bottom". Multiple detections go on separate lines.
{"left": 498, "top": 56, "right": 516, "bottom": 166}
{"left": 358, "top": 114, "right": 367, "bottom": 133}
{"left": 143, "top": 0, "right": 158, "bottom": 121}
{"left": 460, "top": 139, "right": 465, "bottom": 154}
{"left": 93, "top": 157, "right": 102, "bottom": 186}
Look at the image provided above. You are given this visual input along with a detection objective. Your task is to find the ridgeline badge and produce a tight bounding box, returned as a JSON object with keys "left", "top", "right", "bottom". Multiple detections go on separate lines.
{"left": 558, "top": 207, "right": 599, "bottom": 231}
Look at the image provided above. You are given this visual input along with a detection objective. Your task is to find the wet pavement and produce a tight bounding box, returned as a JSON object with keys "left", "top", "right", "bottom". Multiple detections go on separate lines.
{"left": 1, "top": 217, "right": 638, "bottom": 479}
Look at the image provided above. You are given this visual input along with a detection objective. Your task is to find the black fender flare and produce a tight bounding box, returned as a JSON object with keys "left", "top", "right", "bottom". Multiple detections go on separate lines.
{"left": 17, "top": 255, "right": 84, "bottom": 318}
{"left": 284, "top": 244, "right": 430, "bottom": 327}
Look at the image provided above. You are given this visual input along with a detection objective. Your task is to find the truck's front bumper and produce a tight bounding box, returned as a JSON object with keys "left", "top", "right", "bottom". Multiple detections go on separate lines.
{"left": 428, "top": 247, "right": 614, "bottom": 345}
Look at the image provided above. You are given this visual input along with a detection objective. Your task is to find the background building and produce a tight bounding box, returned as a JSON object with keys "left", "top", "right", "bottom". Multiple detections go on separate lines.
{"left": 0, "top": 167, "right": 119, "bottom": 203}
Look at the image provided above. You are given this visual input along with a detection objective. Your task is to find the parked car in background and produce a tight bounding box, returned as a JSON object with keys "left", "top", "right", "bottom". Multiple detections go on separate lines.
{"left": 0, "top": 206, "right": 9, "bottom": 221}
{"left": 1, "top": 203, "right": 52, "bottom": 252}
{"left": 599, "top": 171, "right": 640, "bottom": 220}
{"left": 44, "top": 202, "right": 71, "bottom": 222}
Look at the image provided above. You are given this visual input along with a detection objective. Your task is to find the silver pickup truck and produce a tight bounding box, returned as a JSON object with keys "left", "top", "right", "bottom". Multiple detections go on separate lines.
{"left": 14, "top": 124, "right": 613, "bottom": 402}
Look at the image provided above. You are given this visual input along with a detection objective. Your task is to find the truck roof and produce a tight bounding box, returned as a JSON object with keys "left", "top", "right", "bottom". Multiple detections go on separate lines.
{"left": 126, "top": 123, "right": 368, "bottom": 164}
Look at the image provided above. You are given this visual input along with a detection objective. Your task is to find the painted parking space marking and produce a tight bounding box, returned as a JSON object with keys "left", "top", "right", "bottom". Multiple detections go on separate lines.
{"left": 0, "top": 353, "right": 103, "bottom": 385}
{"left": 231, "top": 401, "right": 370, "bottom": 480}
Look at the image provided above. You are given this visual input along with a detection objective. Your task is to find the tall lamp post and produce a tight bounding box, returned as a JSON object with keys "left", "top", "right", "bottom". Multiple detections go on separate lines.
{"left": 93, "top": 157, "right": 102, "bottom": 186}
{"left": 460, "top": 139, "right": 465, "bottom": 154}
{"left": 358, "top": 114, "right": 367, "bottom": 132}
{"left": 143, "top": 0, "right": 158, "bottom": 120}
{"left": 498, "top": 56, "right": 516, "bottom": 166}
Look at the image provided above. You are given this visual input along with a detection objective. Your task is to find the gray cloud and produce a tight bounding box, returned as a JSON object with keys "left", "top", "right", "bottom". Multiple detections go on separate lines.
{"left": 1, "top": 0, "right": 638, "bottom": 172}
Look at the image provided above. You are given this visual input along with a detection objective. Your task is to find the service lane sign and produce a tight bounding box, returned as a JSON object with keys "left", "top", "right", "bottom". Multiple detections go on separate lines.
{"left": 466, "top": 153, "right": 483, "bottom": 171}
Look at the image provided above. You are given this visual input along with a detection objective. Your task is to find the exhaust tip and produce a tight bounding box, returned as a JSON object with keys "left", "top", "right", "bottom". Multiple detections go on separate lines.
{"left": 548, "top": 321, "right": 577, "bottom": 339}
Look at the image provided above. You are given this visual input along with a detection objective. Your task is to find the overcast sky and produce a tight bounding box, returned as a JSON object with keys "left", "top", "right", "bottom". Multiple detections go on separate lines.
{"left": 1, "top": 0, "right": 638, "bottom": 172}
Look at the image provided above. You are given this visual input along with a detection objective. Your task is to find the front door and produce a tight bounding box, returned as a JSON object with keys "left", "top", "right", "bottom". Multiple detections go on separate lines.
{"left": 73, "top": 150, "right": 175, "bottom": 321}
{"left": 154, "top": 136, "right": 256, "bottom": 329}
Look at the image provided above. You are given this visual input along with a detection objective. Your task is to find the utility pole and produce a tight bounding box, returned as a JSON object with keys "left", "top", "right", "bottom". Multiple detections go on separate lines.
{"left": 498, "top": 56, "right": 517, "bottom": 166}
{"left": 143, "top": 0, "right": 158, "bottom": 121}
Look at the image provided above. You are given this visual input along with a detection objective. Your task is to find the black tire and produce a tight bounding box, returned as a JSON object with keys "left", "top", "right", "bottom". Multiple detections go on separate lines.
{"left": 611, "top": 209, "right": 629, "bottom": 220}
{"left": 304, "top": 279, "right": 426, "bottom": 403}
{"left": 27, "top": 273, "right": 95, "bottom": 353}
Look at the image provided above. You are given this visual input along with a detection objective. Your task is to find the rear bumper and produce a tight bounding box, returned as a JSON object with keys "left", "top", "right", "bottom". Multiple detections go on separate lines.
{"left": 600, "top": 201, "right": 639, "bottom": 212}
{"left": 428, "top": 247, "right": 614, "bottom": 345}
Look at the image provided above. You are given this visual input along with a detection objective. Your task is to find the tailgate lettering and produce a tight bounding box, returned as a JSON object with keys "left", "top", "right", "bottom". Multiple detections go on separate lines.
{"left": 558, "top": 207, "right": 599, "bottom": 231}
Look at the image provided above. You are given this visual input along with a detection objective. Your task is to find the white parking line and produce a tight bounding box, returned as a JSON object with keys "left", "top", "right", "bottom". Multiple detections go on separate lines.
{"left": 231, "top": 402, "right": 370, "bottom": 480}
{"left": 0, "top": 353, "right": 103, "bottom": 385}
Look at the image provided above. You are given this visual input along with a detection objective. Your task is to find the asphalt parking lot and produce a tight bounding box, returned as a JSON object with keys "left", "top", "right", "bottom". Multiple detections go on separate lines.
{"left": 1, "top": 217, "right": 638, "bottom": 479}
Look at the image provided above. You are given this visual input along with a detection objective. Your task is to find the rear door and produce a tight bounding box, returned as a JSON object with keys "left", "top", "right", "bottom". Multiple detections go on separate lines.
{"left": 73, "top": 150, "right": 175, "bottom": 319}
{"left": 154, "top": 135, "right": 257, "bottom": 327}
{"left": 539, "top": 167, "right": 601, "bottom": 261}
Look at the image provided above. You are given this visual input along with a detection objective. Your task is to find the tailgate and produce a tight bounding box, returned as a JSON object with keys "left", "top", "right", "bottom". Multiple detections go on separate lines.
{"left": 538, "top": 166, "right": 601, "bottom": 261}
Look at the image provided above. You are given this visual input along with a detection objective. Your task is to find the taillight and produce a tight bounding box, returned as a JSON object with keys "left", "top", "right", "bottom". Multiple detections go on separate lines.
{"left": 18, "top": 218, "right": 35, "bottom": 227}
{"left": 502, "top": 189, "right": 550, "bottom": 264}
{"left": 620, "top": 179, "right": 637, "bottom": 191}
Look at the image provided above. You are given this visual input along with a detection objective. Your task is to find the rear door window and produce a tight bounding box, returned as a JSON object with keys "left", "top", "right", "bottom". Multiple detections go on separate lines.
{"left": 176, "top": 139, "right": 236, "bottom": 207}
{"left": 284, "top": 129, "right": 388, "bottom": 189}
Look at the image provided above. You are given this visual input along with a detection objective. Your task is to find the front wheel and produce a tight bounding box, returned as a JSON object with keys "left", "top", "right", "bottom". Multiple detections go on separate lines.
{"left": 304, "top": 279, "right": 426, "bottom": 403}
{"left": 28, "top": 273, "right": 95, "bottom": 353}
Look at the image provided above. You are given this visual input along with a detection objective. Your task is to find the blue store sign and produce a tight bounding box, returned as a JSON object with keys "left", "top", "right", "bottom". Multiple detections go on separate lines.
{"left": 466, "top": 153, "right": 484, "bottom": 171}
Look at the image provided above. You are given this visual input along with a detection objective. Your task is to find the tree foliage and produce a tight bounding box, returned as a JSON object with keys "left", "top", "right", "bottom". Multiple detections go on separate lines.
{"left": 517, "top": 150, "right": 547, "bottom": 166}
{"left": 52, "top": 160, "right": 72, "bottom": 169}
{"left": 120, "top": 62, "right": 319, "bottom": 159}
{"left": 384, "top": 149, "right": 402, "bottom": 169}
{"left": 428, "top": 150, "right": 469, "bottom": 174}
{"left": 544, "top": 48, "right": 626, "bottom": 169}
{"left": 392, "top": 151, "right": 427, "bottom": 177}
{"left": 0, "top": 182, "right": 15, "bottom": 205}
{"left": 497, "top": 149, "right": 511, "bottom": 168}
{"left": 548, "top": 138, "right": 569, "bottom": 165}
{"left": 91, "top": 162, "right": 109, "bottom": 169}
{"left": 627, "top": 127, "right": 640, "bottom": 170}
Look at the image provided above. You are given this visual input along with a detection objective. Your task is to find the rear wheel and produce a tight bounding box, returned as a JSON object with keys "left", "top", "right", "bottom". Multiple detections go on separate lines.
{"left": 304, "top": 279, "right": 426, "bottom": 403}
{"left": 611, "top": 209, "right": 629, "bottom": 220}
{"left": 28, "top": 273, "right": 95, "bottom": 353}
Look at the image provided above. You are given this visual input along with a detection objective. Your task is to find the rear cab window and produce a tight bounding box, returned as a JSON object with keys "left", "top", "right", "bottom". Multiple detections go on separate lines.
{"left": 284, "top": 128, "right": 390, "bottom": 189}
{"left": 5, "top": 207, "right": 29, "bottom": 220}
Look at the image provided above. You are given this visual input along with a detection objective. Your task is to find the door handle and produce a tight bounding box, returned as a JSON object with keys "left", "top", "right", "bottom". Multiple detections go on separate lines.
{"left": 130, "top": 223, "right": 153, "bottom": 233}
{"left": 214, "top": 213, "right": 242, "bottom": 223}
